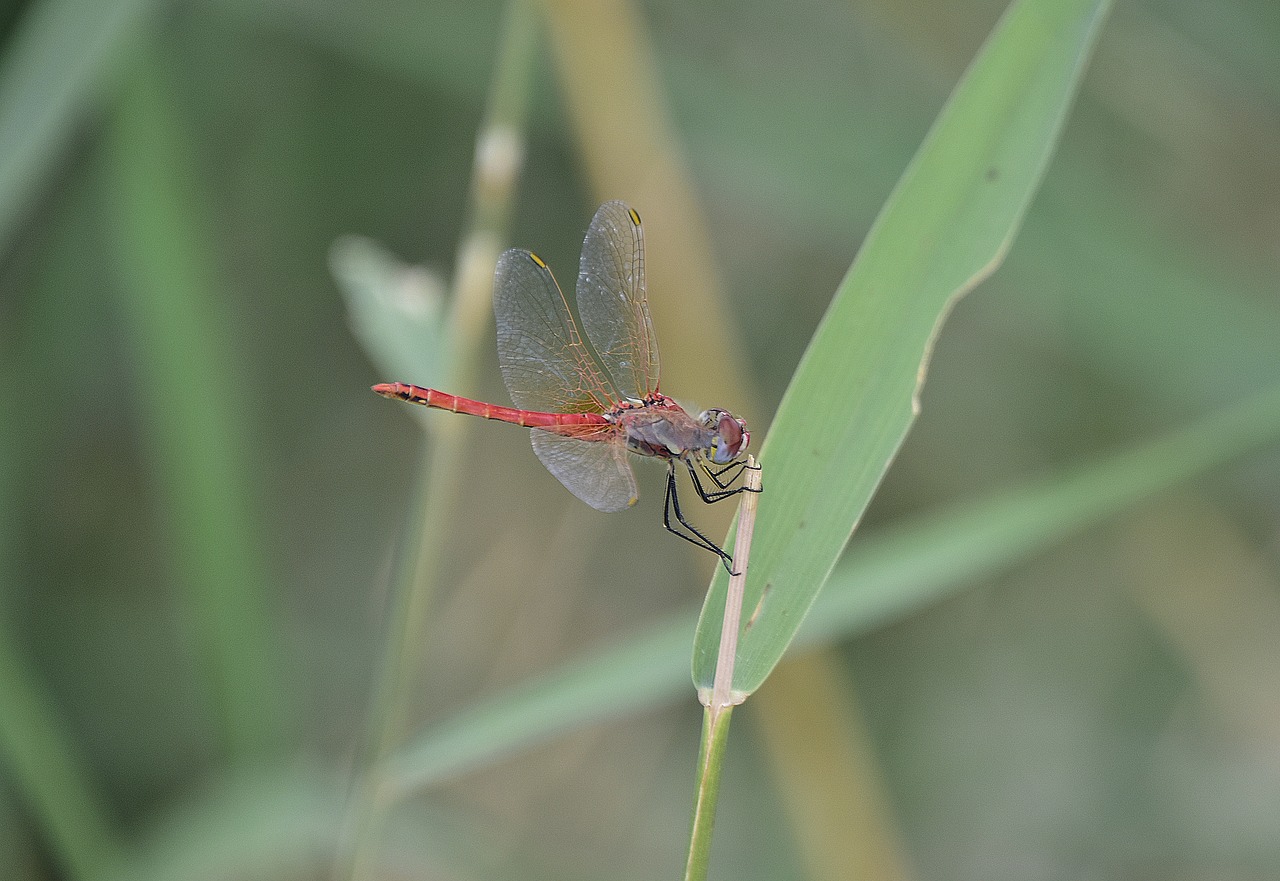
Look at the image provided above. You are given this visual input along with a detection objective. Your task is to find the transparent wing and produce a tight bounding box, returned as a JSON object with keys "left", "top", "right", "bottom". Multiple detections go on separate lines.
{"left": 531, "top": 430, "right": 638, "bottom": 512}
{"left": 494, "top": 249, "right": 621, "bottom": 414}
{"left": 576, "top": 201, "right": 660, "bottom": 400}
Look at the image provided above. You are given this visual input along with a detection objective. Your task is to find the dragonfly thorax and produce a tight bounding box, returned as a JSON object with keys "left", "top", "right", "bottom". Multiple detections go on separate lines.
{"left": 611, "top": 400, "right": 750, "bottom": 466}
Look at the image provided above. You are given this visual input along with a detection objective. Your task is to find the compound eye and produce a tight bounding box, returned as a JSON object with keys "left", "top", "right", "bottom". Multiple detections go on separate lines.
{"left": 709, "top": 412, "right": 748, "bottom": 463}
{"left": 718, "top": 413, "right": 742, "bottom": 449}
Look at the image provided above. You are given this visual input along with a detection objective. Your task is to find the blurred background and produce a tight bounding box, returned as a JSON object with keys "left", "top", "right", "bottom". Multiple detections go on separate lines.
{"left": 2, "top": 0, "right": 1279, "bottom": 879}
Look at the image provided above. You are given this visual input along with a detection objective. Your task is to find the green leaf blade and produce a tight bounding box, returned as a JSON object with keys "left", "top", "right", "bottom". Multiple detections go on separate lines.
{"left": 692, "top": 0, "right": 1114, "bottom": 694}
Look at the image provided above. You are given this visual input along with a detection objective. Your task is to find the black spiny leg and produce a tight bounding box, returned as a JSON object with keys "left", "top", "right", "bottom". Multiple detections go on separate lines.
{"left": 662, "top": 462, "right": 739, "bottom": 574}
{"left": 685, "top": 457, "right": 763, "bottom": 504}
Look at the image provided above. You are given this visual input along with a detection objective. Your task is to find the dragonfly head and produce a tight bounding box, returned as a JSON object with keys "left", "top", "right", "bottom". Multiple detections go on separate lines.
{"left": 701, "top": 409, "right": 750, "bottom": 464}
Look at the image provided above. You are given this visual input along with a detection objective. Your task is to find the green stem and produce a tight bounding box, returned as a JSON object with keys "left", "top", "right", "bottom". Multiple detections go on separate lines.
{"left": 683, "top": 705, "right": 734, "bottom": 881}
{"left": 684, "top": 459, "right": 760, "bottom": 878}
{"left": 339, "top": 2, "right": 538, "bottom": 877}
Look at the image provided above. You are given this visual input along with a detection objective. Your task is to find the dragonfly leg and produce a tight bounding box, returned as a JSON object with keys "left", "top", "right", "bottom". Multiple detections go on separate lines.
{"left": 686, "top": 457, "right": 763, "bottom": 504}
{"left": 709, "top": 457, "right": 762, "bottom": 483}
{"left": 704, "top": 459, "right": 749, "bottom": 491}
{"left": 663, "top": 463, "right": 739, "bottom": 575}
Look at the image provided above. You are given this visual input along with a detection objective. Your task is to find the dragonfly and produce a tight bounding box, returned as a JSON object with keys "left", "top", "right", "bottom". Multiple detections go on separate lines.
{"left": 373, "top": 201, "right": 758, "bottom": 570}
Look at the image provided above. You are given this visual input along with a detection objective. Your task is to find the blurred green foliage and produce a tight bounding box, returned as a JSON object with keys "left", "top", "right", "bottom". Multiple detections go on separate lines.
{"left": 1, "top": 0, "right": 1279, "bottom": 879}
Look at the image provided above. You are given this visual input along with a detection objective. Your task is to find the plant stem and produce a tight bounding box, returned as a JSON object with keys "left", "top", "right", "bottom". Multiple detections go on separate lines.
{"left": 339, "top": 2, "right": 537, "bottom": 878}
{"left": 683, "top": 703, "right": 733, "bottom": 881}
{"left": 707, "top": 457, "right": 761, "bottom": 711}
{"left": 684, "top": 458, "right": 762, "bottom": 879}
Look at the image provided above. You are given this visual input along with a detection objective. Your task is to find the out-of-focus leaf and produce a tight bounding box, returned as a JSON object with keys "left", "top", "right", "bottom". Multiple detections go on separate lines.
{"left": 0, "top": 0, "right": 157, "bottom": 251}
{"left": 100, "top": 42, "right": 284, "bottom": 759}
{"left": 107, "top": 768, "right": 340, "bottom": 881}
{"left": 331, "top": 234, "right": 449, "bottom": 392}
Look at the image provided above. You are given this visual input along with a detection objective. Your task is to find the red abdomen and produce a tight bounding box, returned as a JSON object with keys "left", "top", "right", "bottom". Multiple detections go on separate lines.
{"left": 371, "top": 382, "right": 609, "bottom": 430}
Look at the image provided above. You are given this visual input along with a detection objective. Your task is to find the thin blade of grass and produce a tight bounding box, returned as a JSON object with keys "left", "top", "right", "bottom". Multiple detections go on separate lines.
{"left": 387, "top": 383, "right": 1280, "bottom": 791}
{"left": 0, "top": 625, "right": 125, "bottom": 880}
{"left": 337, "top": 2, "right": 540, "bottom": 876}
{"left": 691, "top": 0, "right": 1113, "bottom": 695}
{"left": 99, "top": 40, "right": 284, "bottom": 759}
{"left": 0, "top": 372, "right": 122, "bottom": 880}
{"left": 539, "top": 0, "right": 757, "bottom": 565}
{"left": 100, "top": 766, "right": 500, "bottom": 881}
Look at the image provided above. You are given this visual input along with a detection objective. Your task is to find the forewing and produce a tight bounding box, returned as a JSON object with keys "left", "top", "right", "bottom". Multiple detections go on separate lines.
{"left": 530, "top": 430, "right": 638, "bottom": 512}
{"left": 494, "top": 249, "right": 620, "bottom": 414}
{"left": 576, "top": 201, "right": 660, "bottom": 400}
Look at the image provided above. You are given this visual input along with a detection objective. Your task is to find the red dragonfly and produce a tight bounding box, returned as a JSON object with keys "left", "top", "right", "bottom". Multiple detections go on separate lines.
{"left": 373, "top": 201, "right": 757, "bottom": 570}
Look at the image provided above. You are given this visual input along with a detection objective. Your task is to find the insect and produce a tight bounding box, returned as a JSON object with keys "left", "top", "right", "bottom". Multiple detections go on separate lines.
{"left": 374, "top": 201, "right": 758, "bottom": 569}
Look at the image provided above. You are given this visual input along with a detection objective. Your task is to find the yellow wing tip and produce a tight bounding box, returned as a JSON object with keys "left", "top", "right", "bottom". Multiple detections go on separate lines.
{"left": 628, "top": 495, "right": 639, "bottom": 507}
